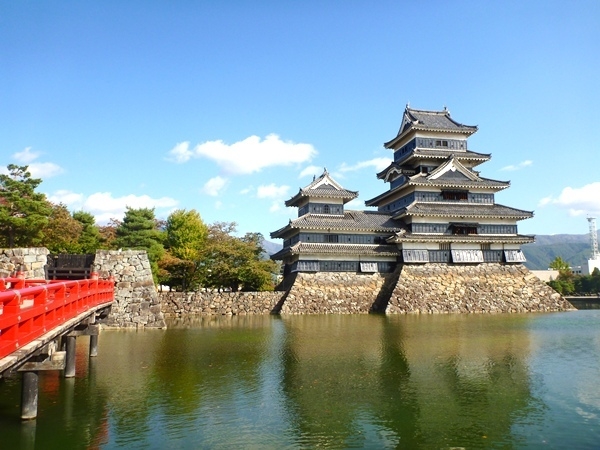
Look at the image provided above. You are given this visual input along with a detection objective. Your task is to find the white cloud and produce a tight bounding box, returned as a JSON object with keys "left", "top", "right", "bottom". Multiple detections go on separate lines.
{"left": 538, "top": 182, "right": 600, "bottom": 216}
{"left": 167, "top": 134, "right": 317, "bottom": 174}
{"left": 256, "top": 183, "right": 289, "bottom": 199}
{"left": 13, "top": 147, "right": 40, "bottom": 164}
{"left": 201, "top": 176, "right": 228, "bottom": 197}
{"left": 500, "top": 160, "right": 533, "bottom": 171}
{"left": 339, "top": 157, "right": 391, "bottom": 173}
{"left": 10, "top": 147, "right": 64, "bottom": 178}
{"left": 28, "top": 162, "right": 64, "bottom": 178}
{"left": 48, "top": 189, "right": 84, "bottom": 206}
{"left": 167, "top": 141, "right": 193, "bottom": 163}
{"left": 299, "top": 165, "right": 323, "bottom": 178}
{"left": 47, "top": 190, "right": 179, "bottom": 224}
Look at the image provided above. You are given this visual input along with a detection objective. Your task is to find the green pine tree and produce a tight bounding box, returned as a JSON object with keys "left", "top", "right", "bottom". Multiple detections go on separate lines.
{"left": 0, "top": 164, "right": 52, "bottom": 248}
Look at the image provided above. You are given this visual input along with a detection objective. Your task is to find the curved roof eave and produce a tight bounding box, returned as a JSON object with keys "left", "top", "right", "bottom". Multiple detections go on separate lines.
{"left": 388, "top": 233, "right": 535, "bottom": 244}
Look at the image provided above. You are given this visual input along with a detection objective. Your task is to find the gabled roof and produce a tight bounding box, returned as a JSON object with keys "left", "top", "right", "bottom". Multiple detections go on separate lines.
{"left": 408, "top": 173, "right": 510, "bottom": 189}
{"left": 365, "top": 171, "right": 510, "bottom": 207}
{"left": 393, "top": 202, "right": 534, "bottom": 221}
{"left": 285, "top": 169, "right": 358, "bottom": 207}
{"left": 428, "top": 156, "right": 479, "bottom": 181}
{"left": 270, "top": 210, "right": 405, "bottom": 239}
{"left": 385, "top": 105, "right": 478, "bottom": 149}
{"left": 270, "top": 242, "right": 402, "bottom": 260}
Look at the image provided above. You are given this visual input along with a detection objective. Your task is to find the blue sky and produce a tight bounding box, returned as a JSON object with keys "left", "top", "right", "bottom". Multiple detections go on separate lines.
{"left": 1, "top": 1, "right": 599, "bottom": 241}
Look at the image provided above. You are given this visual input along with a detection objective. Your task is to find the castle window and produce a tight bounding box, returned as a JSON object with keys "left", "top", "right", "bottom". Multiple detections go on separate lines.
{"left": 451, "top": 224, "right": 478, "bottom": 235}
{"left": 326, "top": 235, "right": 339, "bottom": 243}
{"left": 435, "top": 140, "right": 449, "bottom": 148}
{"left": 323, "top": 205, "right": 330, "bottom": 214}
{"left": 442, "top": 190, "right": 468, "bottom": 201}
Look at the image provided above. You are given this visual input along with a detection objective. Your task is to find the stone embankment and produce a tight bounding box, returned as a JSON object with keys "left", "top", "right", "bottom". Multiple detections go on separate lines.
{"left": 387, "top": 263, "right": 573, "bottom": 313}
{"left": 0, "top": 247, "right": 49, "bottom": 279}
{"left": 95, "top": 250, "right": 166, "bottom": 328}
{"left": 1, "top": 247, "right": 573, "bottom": 325}
{"left": 279, "top": 271, "right": 399, "bottom": 314}
{"left": 160, "top": 291, "right": 283, "bottom": 317}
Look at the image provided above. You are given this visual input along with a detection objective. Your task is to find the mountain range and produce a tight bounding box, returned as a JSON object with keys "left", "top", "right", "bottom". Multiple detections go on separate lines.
{"left": 262, "top": 232, "right": 599, "bottom": 271}
{"left": 522, "top": 231, "right": 599, "bottom": 270}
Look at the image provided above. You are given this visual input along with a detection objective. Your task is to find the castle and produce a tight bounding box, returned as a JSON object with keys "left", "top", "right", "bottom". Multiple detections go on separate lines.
{"left": 271, "top": 106, "right": 533, "bottom": 280}
{"left": 268, "top": 106, "right": 570, "bottom": 314}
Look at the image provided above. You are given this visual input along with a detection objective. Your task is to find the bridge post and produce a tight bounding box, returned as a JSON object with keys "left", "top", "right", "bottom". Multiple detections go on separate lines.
{"left": 64, "top": 336, "right": 77, "bottom": 378}
{"left": 89, "top": 334, "right": 99, "bottom": 357}
{"left": 20, "top": 371, "right": 39, "bottom": 420}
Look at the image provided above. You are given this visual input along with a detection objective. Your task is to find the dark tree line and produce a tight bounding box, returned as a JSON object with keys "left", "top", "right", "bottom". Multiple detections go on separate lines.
{"left": 0, "top": 164, "right": 278, "bottom": 291}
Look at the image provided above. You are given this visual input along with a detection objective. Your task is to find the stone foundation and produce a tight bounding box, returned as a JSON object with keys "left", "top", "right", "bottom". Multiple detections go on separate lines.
{"left": 0, "top": 247, "right": 49, "bottom": 279}
{"left": 160, "top": 291, "right": 283, "bottom": 317}
{"left": 156, "top": 264, "right": 572, "bottom": 316}
{"left": 388, "top": 263, "right": 573, "bottom": 313}
{"left": 94, "top": 250, "right": 166, "bottom": 328}
{"left": 278, "top": 270, "right": 400, "bottom": 314}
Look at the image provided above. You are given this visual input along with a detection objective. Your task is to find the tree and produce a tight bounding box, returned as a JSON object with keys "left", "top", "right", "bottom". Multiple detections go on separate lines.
{"left": 547, "top": 256, "right": 576, "bottom": 295}
{"left": 43, "top": 203, "right": 83, "bottom": 253}
{"left": 160, "top": 209, "right": 209, "bottom": 290}
{"left": 0, "top": 164, "right": 53, "bottom": 248}
{"left": 549, "top": 256, "right": 571, "bottom": 272}
{"left": 73, "top": 211, "right": 103, "bottom": 253}
{"left": 98, "top": 218, "right": 120, "bottom": 249}
{"left": 115, "top": 207, "right": 165, "bottom": 282}
{"left": 197, "top": 223, "right": 278, "bottom": 291}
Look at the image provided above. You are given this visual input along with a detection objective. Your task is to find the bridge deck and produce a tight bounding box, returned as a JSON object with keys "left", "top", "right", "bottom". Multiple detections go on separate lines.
{"left": 0, "top": 276, "right": 114, "bottom": 375}
{"left": 0, "top": 303, "right": 111, "bottom": 376}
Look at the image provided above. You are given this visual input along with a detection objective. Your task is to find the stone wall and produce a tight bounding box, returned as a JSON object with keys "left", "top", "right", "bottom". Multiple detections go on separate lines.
{"left": 94, "top": 250, "right": 166, "bottom": 328}
{"left": 0, "top": 247, "right": 49, "bottom": 279}
{"left": 1, "top": 248, "right": 572, "bottom": 321}
{"left": 278, "top": 270, "right": 400, "bottom": 314}
{"left": 387, "top": 263, "right": 573, "bottom": 313}
{"left": 159, "top": 291, "right": 283, "bottom": 317}
{"left": 156, "top": 264, "right": 571, "bottom": 316}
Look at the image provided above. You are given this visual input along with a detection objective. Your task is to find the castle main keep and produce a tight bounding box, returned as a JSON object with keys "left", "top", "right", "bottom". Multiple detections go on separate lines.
{"left": 268, "top": 106, "right": 572, "bottom": 314}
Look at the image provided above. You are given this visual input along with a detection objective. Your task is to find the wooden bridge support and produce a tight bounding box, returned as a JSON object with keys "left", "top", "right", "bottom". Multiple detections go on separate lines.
{"left": 17, "top": 352, "right": 65, "bottom": 420}
{"left": 16, "top": 322, "right": 101, "bottom": 419}
{"left": 20, "top": 371, "right": 38, "bottom": 420}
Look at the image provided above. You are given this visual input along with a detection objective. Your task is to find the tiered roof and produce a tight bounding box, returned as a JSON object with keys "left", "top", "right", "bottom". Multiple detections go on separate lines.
{"left": 285, "top": 169, "right": 358, "bottom": 207}
{"left": 270, "top": 242, "right": 402, "bottom": 261}
{"left": 366, "top": 158, "right": 510, "bottom": 207}
{"left": 271, "top": 210, "right": 404, "bottom": 239}
{"left": 387, "top": 232, "right": 534, "bottom": 245}
{"left": 385, "top": 106, "right": 478, "bottom": 149}
{"left": 393, "top": 202, "right": 534, "bottom": 221}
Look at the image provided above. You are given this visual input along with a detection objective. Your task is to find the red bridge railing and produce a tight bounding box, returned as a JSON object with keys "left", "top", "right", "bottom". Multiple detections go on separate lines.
{"left": 0, "top": 275, "right": 114, "bottom": 359}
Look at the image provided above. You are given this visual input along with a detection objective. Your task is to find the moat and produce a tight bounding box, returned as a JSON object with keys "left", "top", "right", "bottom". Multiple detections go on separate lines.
{"left": 1, "top": 310, "right": 599, "bottom": 449}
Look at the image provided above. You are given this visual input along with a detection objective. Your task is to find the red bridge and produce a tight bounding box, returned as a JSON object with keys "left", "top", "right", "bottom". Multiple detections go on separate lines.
{"left": 0, "top": 271, "right": 114, "bottom": 419}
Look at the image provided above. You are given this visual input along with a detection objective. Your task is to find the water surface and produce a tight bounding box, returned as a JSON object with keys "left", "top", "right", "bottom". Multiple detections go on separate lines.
{"left": 1, "top": 311, "right": 599, "bottom": 449}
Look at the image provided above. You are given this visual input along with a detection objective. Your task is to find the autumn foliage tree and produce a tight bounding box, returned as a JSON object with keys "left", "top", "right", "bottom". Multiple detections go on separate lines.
{"left": 43, "top": 203, "right": 84, "bottom": 253}
{"left": 196, "top": 222, "right": 277, "bottom": 292}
